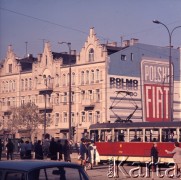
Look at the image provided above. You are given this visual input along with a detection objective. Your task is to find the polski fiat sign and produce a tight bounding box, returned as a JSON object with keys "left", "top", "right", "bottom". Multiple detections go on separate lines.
{"left": 141, "top": 60, "right": 172, "bottom": 122}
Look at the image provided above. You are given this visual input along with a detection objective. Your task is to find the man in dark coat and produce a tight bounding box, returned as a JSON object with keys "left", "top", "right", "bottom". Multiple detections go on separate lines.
{"left": 49, "top": 138, "right": 58, "bottom": 160}
{"left": 150, "top": 143, "right": 158, "bottom": 172}
{"left": 6, "top": 139, "right": 14, "bottom": 160}
{"left": 34, "top": 140, "right": 43, "bottom": 160}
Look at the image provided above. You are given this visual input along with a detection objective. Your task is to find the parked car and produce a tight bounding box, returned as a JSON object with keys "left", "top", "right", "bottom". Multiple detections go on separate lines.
{"left": 0, "top": 160, "right": 89, "bottom": 180}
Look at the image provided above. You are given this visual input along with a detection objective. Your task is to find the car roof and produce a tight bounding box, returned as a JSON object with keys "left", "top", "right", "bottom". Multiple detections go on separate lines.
{"left": 0, "top": 160, "right": 82, "bottom": 172}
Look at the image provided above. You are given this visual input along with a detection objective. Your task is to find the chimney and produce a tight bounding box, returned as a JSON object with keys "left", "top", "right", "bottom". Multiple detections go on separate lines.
{"left": 130, "top": 38, "right": 139, "bottom": 45}
{"left": 122, "top": 40, "right": 130, "bottom": 47}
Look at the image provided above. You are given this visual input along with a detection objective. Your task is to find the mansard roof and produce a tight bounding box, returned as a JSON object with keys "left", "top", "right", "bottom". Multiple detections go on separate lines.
{"left": 105, "top": 45, "right": 126, "bottom": 55}
{"left": 19, "top": 54, "right": 37, "bottom": 72}
{"left": 52, "top": 52, "right": 76, "bottom": 65}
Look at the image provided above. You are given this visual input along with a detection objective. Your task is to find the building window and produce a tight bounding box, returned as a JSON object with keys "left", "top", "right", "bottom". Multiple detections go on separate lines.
{"left": 91, "top": 70, "right": 94, "bottom": 83}
{"left": 89, "top": 48, "right": 94, "bottom": 62}
{"left": 46, "top": 55, "right": 48, "bottom": 66}
{"left": 88, "top": 112, "right": 93, "bottom": 122}
{"left": 55, "top": 113, "right": 59, "bottom": 126}
{"left": 95, "top": 89, "right": 100, "bottom": 102}
{"left": 72, "top": 72, "right": 75, "bottom": 85}
{"left": 21, "top": 79, "right": 24, "bottom": 91}
{"left": 131, "top": 53, "right": 134, "bottom": 61}
{"left": 55, "top": 74, "right": 59, "bottom": 87}
{"left": 86, "top": 70, "right": 89, "bottom": 84}
{"left": 81, "top": 71, "right": 84, "bottom": 85}
{"left": 71, "top": 92, "right": 75, "bottom": 103}
{"left": 121, "top": 54, "right": 126, "bottom": 61}
{"left": 63, "top": 112, "right": 67, "bottom": 122}
{"left": 29, "top": 78, "right": 32, "bottom": 90}
{"left": 95, "top": 69, "right": 99, "bottom": 82}
{"left": 95, "top": 111, "right": 100, "bottom": 123}
{"left": 62, "top": 74, "right": 66, "bottom": 86}
{"left": 8, "top": 64, "right": 12, "bottom": 73}
{"left": 63, "top": 92, "right": 67, "bottom": 104}
{"left": 25, "top": 79, "right": 28, "bottom": 90}
{"left": 81, "top": 112, "right": 85, "bottom": 122}
{"left": 71, "top": 112, "right": 75, "bottom": 124}
{"left": 88, "top": 90, "right": 93, "bottom": 100}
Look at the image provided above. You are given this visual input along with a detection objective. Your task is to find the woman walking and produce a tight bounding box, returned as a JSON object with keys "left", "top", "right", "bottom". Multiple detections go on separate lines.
{"left": 165, "top": 141, "right": 181, "bottom": 178}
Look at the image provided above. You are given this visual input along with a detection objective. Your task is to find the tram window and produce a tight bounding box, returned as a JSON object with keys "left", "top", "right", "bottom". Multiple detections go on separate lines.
{"left": 129, "top": 129, "right": 143, "bottom": 142}
{"left": 114, "top": 129, "right": 126, "bottom": 142}
{"left": 90, "top": 130, "right": 98, "bottom": 142}
{"left": 100, "top": 130, "right": 112, "bottom": 142}
{"left": 145, "top": 129, "right": 159, "bottom": 142}
{"left": 162, "top": 128, "right": 177, "bottom": 142}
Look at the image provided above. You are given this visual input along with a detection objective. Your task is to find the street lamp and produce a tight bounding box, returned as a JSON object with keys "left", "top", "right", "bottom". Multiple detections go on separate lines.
{"left": 42, "top": 75, "right": 48, "bottom": 137}
{"left": 58, "top": 42, "right": 72, "bottom": 140}
{"left": 153, "top": 20, "right": 181, "bottom": 121}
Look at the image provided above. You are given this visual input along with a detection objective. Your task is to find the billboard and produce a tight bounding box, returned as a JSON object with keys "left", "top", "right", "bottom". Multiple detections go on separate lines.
{"left": 141, "top": 59, "right": 172, "bottom": 122}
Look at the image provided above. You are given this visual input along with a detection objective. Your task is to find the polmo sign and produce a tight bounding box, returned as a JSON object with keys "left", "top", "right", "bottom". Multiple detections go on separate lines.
{"left": 141, "top": 59, "right": 173, "bottom": 122}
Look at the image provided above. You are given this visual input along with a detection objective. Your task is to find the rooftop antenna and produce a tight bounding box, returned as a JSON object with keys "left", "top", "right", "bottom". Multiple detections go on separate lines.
{"left": 120, "top": 35, "right": 123, "bottom": 47}
{"left": 25, "top": 41, "right": 28, "bottom": 57}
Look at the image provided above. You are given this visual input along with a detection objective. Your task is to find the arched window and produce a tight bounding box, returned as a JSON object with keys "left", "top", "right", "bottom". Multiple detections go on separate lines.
{"left": 91, "top": 70, "right": 94, "bottom": 83}
{"left": 72, "top": 72, "right": 75, "bottom": 85}
{"left": 86, "top": 70, "right": 89, "bottom": 84}
{"left": 89, "top": 48, "right": 94, "bottom": 62}
{"left": 95, "top": 69, "right": 99, "bottom": 82}
{"left": 55, "top": 74, "right": 59, "bottom": 87}
{"left": 62, "top": 74, "right": 66, "bottom": 86}
{"left": 29, "top": 78, "right": 32, "bottom": 90}
{"left": 81, "top": 71, "right": 84, "bottom": 85}
{"left": 25, "top": 78, "right": 28, "bottom": 90}
{"left": 21, "top": 79, "right": 24, "bottom": 91}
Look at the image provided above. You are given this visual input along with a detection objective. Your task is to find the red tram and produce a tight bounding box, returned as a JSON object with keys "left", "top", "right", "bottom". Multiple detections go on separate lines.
{"left": 89, "top": 121, "right": 181, "bottom": 163}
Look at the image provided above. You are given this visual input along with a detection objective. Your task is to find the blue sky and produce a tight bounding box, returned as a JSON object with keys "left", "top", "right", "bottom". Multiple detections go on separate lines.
{"left": 0, "top": 0, "right": 181, "bottom": 60}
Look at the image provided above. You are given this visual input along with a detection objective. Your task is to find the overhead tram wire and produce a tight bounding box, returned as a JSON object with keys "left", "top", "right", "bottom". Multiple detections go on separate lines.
{"left": 1, "top": 7, "right": 180, "bottom": 47}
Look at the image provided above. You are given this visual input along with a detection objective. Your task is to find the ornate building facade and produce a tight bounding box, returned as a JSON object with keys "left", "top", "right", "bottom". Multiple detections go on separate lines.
{"left": 0, "top": 27, "right": 180, "bottom": 142}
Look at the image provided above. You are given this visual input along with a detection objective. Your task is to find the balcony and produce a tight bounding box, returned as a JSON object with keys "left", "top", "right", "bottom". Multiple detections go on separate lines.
{"left": 38, "top": 102, "right": 53, "bottom": 113}
{"left": 82, "top": 99, "right": 95, "bottom": 111}
{"left": 38, "top": 83, "right": 53, "bottom": 95}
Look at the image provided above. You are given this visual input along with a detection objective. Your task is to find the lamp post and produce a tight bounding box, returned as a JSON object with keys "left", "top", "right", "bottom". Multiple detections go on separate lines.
{"left": 58, "top": 42, "right": 72, "bottom": 140}
{"left": 43, "top": 75, "right": 48, "bottom": 137}
{"left": 153, "top": 20, "right": 181, "bottom": 121}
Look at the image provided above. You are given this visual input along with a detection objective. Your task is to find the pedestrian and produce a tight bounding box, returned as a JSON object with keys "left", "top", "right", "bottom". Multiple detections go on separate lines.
{"left": 79, "top": 138, "right": 88, "bottom": 171}
{"left": 165, "top": 141, "right": 181, "bottom": 177}
{"left": 25, "top": 141, "right": 32, "bottom": 159}
{"left": 49, "top": 138, "right": 58, "bottom": 160}
{"left": 42, "top": 137, "right": 50, "bottom": 159}
{"left": 0, "top": 139, "right": 3, "bottom": 160}
{"left": 87, "top": 140, "right": 95, "bottom": 169}
{"left": 150, "top": 142, "right": 158, "bottom": 172}
{"left": 6, "top": 139, "right": 14, "bottom": 160}
{"left": 19, "top": 140, "right": 26, "bottom": 159}
{"left": 57, "top": 140, "right": 63, "bottom": 161}
{"left": 34, "top": 140, "right": 43, "bottom": 160}
{"left": 63, "top": 140, "right": 71, "bottom": 162}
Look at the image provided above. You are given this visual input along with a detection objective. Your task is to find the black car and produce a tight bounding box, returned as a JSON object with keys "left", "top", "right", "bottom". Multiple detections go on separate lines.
{"left": 0, "top": 160, "right": 89, "bottom": 180}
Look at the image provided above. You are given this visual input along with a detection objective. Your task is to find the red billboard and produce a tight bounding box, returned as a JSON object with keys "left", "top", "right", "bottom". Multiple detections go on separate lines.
{"left": 141, "top": 59, "right": 172, "bottom": 122}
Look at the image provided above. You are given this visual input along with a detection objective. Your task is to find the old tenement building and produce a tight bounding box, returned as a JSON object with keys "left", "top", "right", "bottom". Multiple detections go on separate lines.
{"left": 0, "top": 28, "right": 122, "bottom": 141}
{"left": 1, "top": 27, "right": 181, "bottom": 142}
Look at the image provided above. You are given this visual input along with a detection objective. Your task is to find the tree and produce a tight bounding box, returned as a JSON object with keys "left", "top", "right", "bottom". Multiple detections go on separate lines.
{"left": 9, "top": 102, "right": 46, "bottom": 139}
